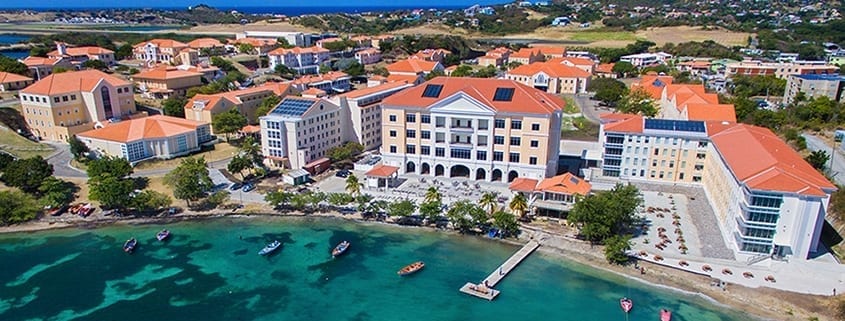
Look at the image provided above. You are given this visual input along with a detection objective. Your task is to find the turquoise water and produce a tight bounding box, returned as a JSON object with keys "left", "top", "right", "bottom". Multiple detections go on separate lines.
{"left": 0, "top": 34, "right": 30, "bottom": 45}
{"left": 0, "top": 217, "right": 754, "bottom": 321}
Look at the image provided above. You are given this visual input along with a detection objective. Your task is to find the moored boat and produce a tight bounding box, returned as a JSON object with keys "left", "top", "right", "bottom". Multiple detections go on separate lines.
{"left": 660, "top": 309, "right": 672, "bottom": 321}
{"left": 259, "top": 240, "right": 282, "bottom": 256}
{"left": 156, "top": 229, "right": 171, "bottom": 241}
{"left": 620, "top": 297, "right": 633, "bottom": 313}
{"left": 397, "top": 261, "right": 425, "bottom": 276}
{"left": 123, "top": 238, "right": 137, "bottom": 253}
{"left": 332, "top": 241, "right": 350, "bottom": 257}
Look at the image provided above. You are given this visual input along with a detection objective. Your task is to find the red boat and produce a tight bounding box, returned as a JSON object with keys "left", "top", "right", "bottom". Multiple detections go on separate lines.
{"left": 397, "top": 261, "right": 425, "bottom": 276}
{"left": 660, "top": 309, "right": 672, "bottom": 321}
{"left": 620, "top": 297, "right": 633, "bottom": 313}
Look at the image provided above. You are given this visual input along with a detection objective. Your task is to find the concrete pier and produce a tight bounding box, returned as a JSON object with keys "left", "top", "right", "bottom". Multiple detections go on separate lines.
{"left": 459, "top": 240, "right": 540, "bottom": 300}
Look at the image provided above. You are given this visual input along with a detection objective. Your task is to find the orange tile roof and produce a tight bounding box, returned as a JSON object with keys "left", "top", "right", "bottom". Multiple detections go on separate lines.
{"left": 48, "top": 46, "right": 114, "bottom": 57}
{"left": 133, "top": 39, "right": 188, "bottom": 49}
{"left": 350, "top": 35, "right": 372, "bottom": 41}
{"left": 230, "top": 37, "right": 277, "bottom": 47}
{"left": 530, "top": 45, "right": 566, "bottom": 56}
{"left": 602, "top": 115, "right": 644, "bottom": 133}
{"left": 187, "top": 38, "right": 224, "bottom": 49}
{"left": 412, "top": 48, "right": 451, "bottom": 60}
{"left": 510, "top": 48, "right": 542, "bottom": 59}
{"left": 508, "top": 61, "right": 591, "bottom": 78}
{"left": 240, "top": 124, "right": 261, "bottom": 133}
{"left": 187, "top": 94, "right": 227, "bottom": 111}
{"left": 21, "top": 56, "right": 63, "bottom": 67}
{"left": 382, "top": 77, "right": 564, "bottom": 115}
{"left": 187, "top": 82, "right": 294, "bottom": 110}
{"left": 509, "top": 177, "right": 539, "bottom": 193}
{"left": 342, "top": 81, "right": 411, "bottom": 99}
{"left": 685, "top": 103, "right": 736, "bottom": 122}
{"left": 487, "top": 47, "right": 512, "bottom": 57}
{"left": 536, "top": 173, "right": 591, "bottom": 196}
{"left": 599, "top": 112, "right": 640, "bottom": 122}
{"left": 22, "top": 70, "right": 129, "bottom": 96}
{"left": 268, "top": 46, "right": 330, "bottom": 55}
{"left": 386, "top": 59, "right": 441, "bottom": 74}
{"left": 0, "top": 71, "right": 32, "bottom": 83}
{"left": 386, "top": 74, "right": 420, "bottom": 83}
{"left": 548, "top": 57, "right": 594, "bottom": 66}
{"left": 709, "top": 124, "right": 835, "bottom": 196}
{"left": 317, "top": 37, "right": 343, "bottom": 44}
{"left": 133, "top": 67, "right": 203, "bottom": 80}
{"left": 302, "top": 88, "right": 326, "bottom": 95}
{"left": 78, "top": 115, "right": 205, "bottom": 143}
{"left": 596, "top": 63, "right": 615, "bottom": 73}
{"left": 292, "top": 71, "right": 349, "bottom": 85}
{"left": 365, "top": 164, "right": 399, "bottom": 178}
{"left": 631, "top": 75, "right": 674, "bottom": 100}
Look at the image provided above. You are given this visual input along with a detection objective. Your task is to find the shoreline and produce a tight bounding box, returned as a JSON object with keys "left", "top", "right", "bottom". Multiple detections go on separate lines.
{"left": 0, "top": 210, "right": 836, "bottom": 320}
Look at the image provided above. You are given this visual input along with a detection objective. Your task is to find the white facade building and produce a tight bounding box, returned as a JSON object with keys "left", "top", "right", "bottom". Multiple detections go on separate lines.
{"left": 267, "top": 46, "right": 331, "bottom": 74}
{"left": 260, "top": 97, "right": 343, "bottom": 170}
{"left": 330, "top": 82, "right": 413, "bottom": 151}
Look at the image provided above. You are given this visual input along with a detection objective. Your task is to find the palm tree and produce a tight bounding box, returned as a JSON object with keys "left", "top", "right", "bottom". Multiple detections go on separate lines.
{"left": 424, "top": 186, "right": 442, "bottom": 203}
{"left": 509, "top": 192, "right": 529, "bottom": 219}
{"left": 345, "top": 174, "right": 360, "bottom": 197}
{"left": 480, "top": 192, "right": 498, "bottom": 216}
{"left": 240, "top": 136, "right": 262, "bottom": 166}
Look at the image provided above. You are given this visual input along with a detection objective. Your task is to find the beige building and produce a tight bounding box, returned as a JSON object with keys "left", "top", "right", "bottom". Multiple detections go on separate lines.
{"left": 724, "top": 60, "right": 839, "bottom": 79}
{"left": 783, "top": 74, "right": 845, "bottom": 105}
{"left": 20, "top": 70, "right": 136, "bottom": 142}
{"left": 78, "top": 115, "right": 212, "bottom": 163}
{"left": 184, "top": 82, "right": 296, "bottom": 133}
{"left": 0, "top": 72, "right": 33, "bottom": 91}
{"left": 505, "top": 61, "right": 591, "bottom": 94}
{"left": 187, "top": 38, "right": 226, "bottom": 56}
{"left": 133, "top": 66, "right": 204, "bottom": 99}
{"left": 330, "top": 81, "right": 413, "bottom": 151}
{"left": 380, "top": 77, "right": 564, "bottom": 182}
{"left": 477, "top": 47, "right": 512, "bottom": 68}
{"left": 509, "top": 48, "right": 545, "bottom": 65}
{"left": 509, "top": 172, "right": 592, "bottom": 216}
{"left": 260, "top": 97, "right": 344, "bottom": 169}
{"left": 133, "top": 39, "right": 190, "bottom": 65}
{"left": 47, "top": 42, "right": 115, "bottom": 66}
{"left": 229, "top": 37, "right": 278, "bottom": 55}
{"left": 20, "top": 56, "right": 74, "bottom": 80}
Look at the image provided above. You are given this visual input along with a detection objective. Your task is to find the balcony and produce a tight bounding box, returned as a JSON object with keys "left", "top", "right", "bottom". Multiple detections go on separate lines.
{"left": 450, "top": 126, "right": 475, "bottom": 133}
{"left": 450, "top": 141, "right": 473, "bottom": 146}
{"left": 735, "top": 214, "right": 777, "bottom": 230}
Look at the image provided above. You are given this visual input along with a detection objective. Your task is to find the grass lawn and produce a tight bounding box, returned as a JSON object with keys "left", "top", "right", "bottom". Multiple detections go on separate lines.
{"left": 560, "top": 95, "right": 579, "bottom": 114}
{"left": 0, "top": 126, "right": 54, "bottom": 159}
{"left": 133, "top": 142, "right": 238, "bottom": 171}
{"left": 145, "top": 176, "right": 176, "bottom": 200}
{"left": 567, "top": 30, "right": 639, "bottom": 42}
{"left": 561, "top": 116, "right": 600, "bottom": 141}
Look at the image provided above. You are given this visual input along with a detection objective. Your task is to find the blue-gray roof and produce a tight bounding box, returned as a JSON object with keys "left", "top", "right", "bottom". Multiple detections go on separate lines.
{"left": 644, "top": 119, "right": 706, "bottom": 133}
{"left": 270, "top": 98, "right": 315, "bottom": 117}
{"left": 794, "top": 74, "right": 845, "bottom": 81}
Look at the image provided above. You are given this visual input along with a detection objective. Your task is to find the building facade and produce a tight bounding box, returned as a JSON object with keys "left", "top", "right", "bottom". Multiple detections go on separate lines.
{"left": 133, "top": 39, "right": 190, "bottom": 65}
{"left": 725, "top": 60, "right": 839, "bottom": 79}
{"left": 184, "top": 82, "right": 296, "bottom": 133}
{"left": 267, "top": 46, "right": 331, "bottom": 74}
{"left": 48, "top": 42, "right": 116, "bottom": 66}
{"left": 132, "top": 67, "right": 204, "bottom": 99}
{"left": 260, "top": 97, "right": 344, "bottom": 170}
{"left": 290, "top": 71, "right": 350, "bottom": 94}
{"left": 505, "top": 62, "right": 591, "bottom": 94}
{"left": 355, "top": 48, "right": 382, "bottom": 65}
{"left": 20, "top": 70, "right": 136, "bottom": 142}
{"left": 783, "top": 74, "right": 845, "bottom": 104}
{"left": 330, "top": 81, "right": 413, "bottom": 151}
{"left": 0, "top": 72, "right": 33, "bottom": 92}
{"left": 77, "top": 115, "right": 212, "bottom": 163}
{"left": 380, "top": 77, "right": 564, "bottom": 182}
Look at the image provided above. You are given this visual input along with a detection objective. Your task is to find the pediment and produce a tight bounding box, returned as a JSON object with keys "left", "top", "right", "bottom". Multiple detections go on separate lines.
{"left": 428, "top": 92, "right": 496, "bottom": 116}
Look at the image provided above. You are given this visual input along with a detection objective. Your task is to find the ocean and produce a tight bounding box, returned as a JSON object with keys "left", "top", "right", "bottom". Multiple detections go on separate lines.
{"left": 0, "top": 217, "right": 755, "bottom": 321}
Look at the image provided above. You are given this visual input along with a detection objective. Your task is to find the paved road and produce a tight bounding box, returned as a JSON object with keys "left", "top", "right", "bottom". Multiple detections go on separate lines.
{"left": 44, "top": 143, "right": 87, "bottom": 178}
{"left": 802, "top": 133, "right": 845, "bottom": 186}
{"left": 571, "top": 93, "right": 611, "bottom": 124}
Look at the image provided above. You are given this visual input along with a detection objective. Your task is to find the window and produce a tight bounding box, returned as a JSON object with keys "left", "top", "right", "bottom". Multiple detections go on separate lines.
{"left": 421, "top": 146, "right": 430, "bottom": 155}
{"left": 494, "top": 119, "right": 505, "bottom": 128}
{"left": 70, "top": 95, "right": 76, "bottom": 100}
{"left": 529, "top": 140, "right": 539, "bottom": 148}
{"left": 421, "top": 115, "right": 431, "bottom": 123}
{"left": 62, "top": 96, "right": 68, "bottom": 102}
{"left": 511, "top": 120, "right": 522, "bottom": 130}
{"left": 477, "top": 151, "right": 487, "bottom": 160}
{"left": 435, "top": 147, "right": 445, "bottom": 157}
{"left": 422, "top": 84, "right": 443, "bottom": 97}
{"left": 509, "top": 152, "right": 520, "bottom": 162}
{"left": 654, "top": 149, "right": 659, "bottom": 156}
{"left": 389, "top": 115, "right": 397, "bottom": 122}
{"left": 510, "top": 137, "right": 521, "bottom": 146}
{"left": 493, "top": 87, "right": 515, "bottom": 101}
{"left": 389, "top": 130, "right": 397, "bottom": 137}
{"left": 494, "top": 136, "right": 505, "bottom": 145}
{"left": 101, "top": 87, "right": 113, "bottom": 119}
{"left": 406, "top": 129, "right": 416, "bottom": 138}
{"left": 435, "top": 117, "right": 445, "bottom": 127}
{"left": 389, "top": 145, "right": 397, "bottom": 153}
{"left": 406, "top": 144, "right": 416, "bottom": 154}
{"left": 529, "top": 156, "right": 537, "bottom": 165}
{"left": 421, "top": 130, "right": 430, "bottom": 139}
{"left": 451, "top": 148, "right": 471, "bottom": 159}
{"left": 435, "top": 132, "right": 445, "bottom": 143}
{"left": 53, "top": 97, "right": 60, "bottom": 103}
{"left": 531, "top": 123, "right": 540, "bottom": 131}
{"left": 493, "top": 151, "right": 504, "bottom": 161}
{"left": 406, "top": 114, "right": 416, "bottom": 123}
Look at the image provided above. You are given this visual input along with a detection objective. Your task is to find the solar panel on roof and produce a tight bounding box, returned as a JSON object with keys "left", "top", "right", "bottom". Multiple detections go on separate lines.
{"left": 421, "top": 84, "right": 443, "bottom": 98}
{"left": 271, "top": 98, "right": 314, "bottom": 116}
{"left": 493, "top": 87, "right": 515, "bottom": 102}
{"left": 643, "top": 119, "right": 705, "bottom": 133}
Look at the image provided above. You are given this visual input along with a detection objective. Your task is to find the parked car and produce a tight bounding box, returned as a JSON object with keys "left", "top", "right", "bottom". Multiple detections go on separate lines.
{"left": 242, "top": 183, "right": 256, "bottom": 192}
{"left": 335, "top": 169, "right": 350, "bottom": 178}
{"left": 229, "top": 183, "right": 243, "bottom": 191}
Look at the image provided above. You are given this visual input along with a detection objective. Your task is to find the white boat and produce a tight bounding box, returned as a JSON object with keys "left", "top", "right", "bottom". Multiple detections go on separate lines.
{"left": 259, "top": 240, "right": 282, "bottom": 256}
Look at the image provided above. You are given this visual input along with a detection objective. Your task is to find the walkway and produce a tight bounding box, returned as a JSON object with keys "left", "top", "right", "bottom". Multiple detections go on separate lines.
{"left": 459, "top": 240, "right": 540, "bottom": 300}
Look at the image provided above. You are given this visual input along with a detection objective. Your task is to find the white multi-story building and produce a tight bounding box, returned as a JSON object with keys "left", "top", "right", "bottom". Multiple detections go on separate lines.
{"left": 619, "top": 52, "right": 673, "bottom": 67}
{"left": 236, "top": 31, "right": 311, "bottom": 47}
{"left": 380, "top": 77, "right": 564, "bottom": 182}
{"left": 355, "top": 48, "right": 382, "bottom": 65}
{"left": 132, "top": 39, "right": 190, "bottom": 65}
{"left": 267, "top": 46, "right": 331, "bottom": 74}
{"left": 783, "top": 74, "right": 845, "bottom": 104}
{"left": 330, "top": 81, "right": 413, "bottom": 151}
{"left": 260, "top": 97, "right": 343, "bottom": 169}
{"left": 599, "top": 115, "right": 836, "bottom": 261}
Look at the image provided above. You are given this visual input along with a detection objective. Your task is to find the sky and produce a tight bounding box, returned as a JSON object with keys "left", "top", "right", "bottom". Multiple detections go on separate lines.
{"left": 2, "top": 0, "right": 507, "bottom": 9}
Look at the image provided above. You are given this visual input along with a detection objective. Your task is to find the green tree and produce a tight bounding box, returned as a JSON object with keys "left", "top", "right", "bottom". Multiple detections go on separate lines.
{"left": 588, "top": 77, "right": 628, "bottom": 107}
{"left": 506, "top": 61, "right": 522, "bottom": 70}
{"left": 29, "top": 46, "right": 50, "bottom": 57}
{"left": 480, "top": 191, "right": 498, "bottom": 216}
{"left": 162, "top": 96, "right": 188, "bottom": 118}
{"left": 0, "top": 153, "right": 14, "bottom": 172}
{"left": 508, "top": 192, "right": 528, "bottom": 218}
{"left": 418, "top": 200, "right": 443, "bottom": 223}
{"left": 425, "top": 69, "right": 445, "bottom": 81}
{"left": 240, "top": 135, "right": 263, "bottom": 166}
{"left": 256, "top": 95, "right": 281, "bottom": 117}
{"left": 805, "top": 150, "right": 830, "bottom": 171}
{"left": 345, "top": 174, "right": 361, "bottom": 197}
{"left": 322, "top": 40, "right": 353, "bottom": 52}
{"left": 2, "top": 156, "right": 53, "bottom": 194}
{"left": 89, "top": 174, "right": 134, "bottom": 209}
{"left": 355, "top": 194, "right": 374, "bottom": 212}
{"left": 211, "top": 56, "right": 235, "bottom": 72}
{"left": 319, "top": 64, "right": 333, "bottom": 74}
{"left": 327, "top": 141, "right": 364, "bottom": 162}
{"left": 611, "top": 61, "right": 636, "bottom": 78}
{"left": 617, "top": 88, "right": 658, "bottom": 117}
{"left": 52, "top": 67, "right": 70, "bottom": 74}
{"left": 81, "top": 59, "right": 108, "bottom": 70}
{"left": 343, "top": 61, "right": 365, "bottom": 76}
{"left": 424, "top": 186, "right": 442, "bottom": 203}
{"left": 492, "top": 210, "right": 519, "bottom": 237}
{"left": 131, "top": 190, "right": 173, "bottom": 213}
{"left": 604, "top": 234, "right": 632, "bottom": 264}
{"left": 275, "top": 64, "right": 297, "bottom": 78}
{"left": 276, "top": 37, "right": 294, "bottom": 49}
{"left": 473, "top": 65, "right": 498, "bottom": 78}
{"left": 86, "top": 156, "right": 132, "bottom": 179}
{"left": 115, "top": 44, "right": 133, "bottom": 60}
{"left": 450, "top": 65, "right": 474, "bottom": 77}
{"left": 212, "top": 109, "right": 247, "bottom": 141}
{"left": 0, "top": 190, "right": 40, "bottom": 225}
{"left": 227, "top": 155, "right": 253, "bottom": 179}
{"left": 165, "top": 157, "right": 213, "bottom": 206}
{"left": 387, "top": 199, "right": 417, "bottom": 217}
{"left": 265, "top": 190, "right": 293, "bottom": 208}
{"left": 0, "top": 55, "right": 28, "bottom": 75}
{"left": 68, "top": 135, "right": 89, "bottom": 160}
{"left": 238, "top": 43, "right": 255, "bottom": 54}
{"left": 205, "top": 190, "right": 230, "bottom": 208}
{"left": 327, "top": 193, "right": 354, "bottom": 206}
{"left": 38, "top": 177, "right": 76, "bottom": 208}
{"left": 447, "top": 200, "right": 485, "bottom": 232}
{"left": 569, "top": 183, "right": 642, "bottom": 243}
{"left": 372, "top": 66, "right": 389, "bottom": 77}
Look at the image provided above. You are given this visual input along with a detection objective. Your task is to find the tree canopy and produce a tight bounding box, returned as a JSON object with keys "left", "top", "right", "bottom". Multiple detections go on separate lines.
{"left": 1, "top": 156, "right": 54, "bottom": 194}
{"left": 588, "top": 77, "right": 628, "bottom": 107}
{"left": 568, "top": 183, "right": 642, "bottom": 243}
{"left": 256, "top": 95, "right": 281, "bottom": 117}
{"left": 617, "top": 88, "right": 658, "bottom": 117}
{"left": 212, "top": 109, "right": 247, "bottom": 139}
{"left": 165, "top": 157, "right": 213, "bottom": 206}
{"left": 0, "top": 190, "right": 40, "bottom": 226}
{"left": 86, "top": 156, "right": 134, "bottom": 209}
{"left": 162, "top": 96, "right": 188, "bottom": 118}
{"left": 0, "top": 55, "right": 28, "bottom": 75}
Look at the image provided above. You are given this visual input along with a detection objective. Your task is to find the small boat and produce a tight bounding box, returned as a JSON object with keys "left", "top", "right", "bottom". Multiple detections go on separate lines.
{"left": 123, "top": 238, "right": 137, "bottom": 253}
{"left": 620, "top": 297, "right": 633, "bottom": 313}
{"left": 332, "top": 241, "right": 350, "bottom": 257}
{"left": 660, "top": 309, "right": 672, "bottom": 321}
{"left": 156, "top": 229, "right": 171, "bottom": 241}
{"left": 259, "top": 240, "right": 282, "bottom": 256}
{"left": 397, "top": 261, "right": 425, "bottom": 276}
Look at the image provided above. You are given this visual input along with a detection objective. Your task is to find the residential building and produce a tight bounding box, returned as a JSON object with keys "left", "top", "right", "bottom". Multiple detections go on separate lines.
{"left": 676, "top": 60, "right": 712, "bottom": 76}
{"left": 411, "top": 48, "right": 452, "bottom": 63}
{"left": 187, "top": 38, "right": 226, "bottom": 55}
{"left": 316, "top": 37, "right": 344, "bottom": 49}
{"left": 595, "top": 63, "right": 617, "bottom": 78}
{"left": 531, "top": 45, "right": 567, "bottom": 60}
{"left": 371, "top": 35, "right": 395, "bottom": 49}
{"left": 505, "top": 61, "right": 591, "bottom": 94}
{"left": 724, "top": 60, "right": 839, "bottom": 79}
{"left": 229, "top": 37, "right": 277, "bottom": 55}
{"left": 0, "top": 72, "right": 33, "bottom": 91}
{"left": 20, "top": 70, "right": 136, "bottom": 142}
{"left": 386, "top": 59, "right": 444, "bottom": 85}
{"left": 380, "top": 77, "right": 564, "bottom": 182}
{"left": 236, "top": 31, "right": 311, "bottom": 47}
{"left": 330, "top": 81, "right": 413, "bottom": 151}
{"left": 133, "top": 39, "right": 190, "bottom": 65}
{"left": 47, "top": 42, "right": 115, "bottom": 66}
{"left": 20, "top": 56, "right": 74, "bottom": 80}
{"left": 598, "top": 115, "right": 836, "bottom": 261}
{"left": 509, "top": 172, "right": 592, "bottom": 216}
{"left": 290, "top": 71, "right": 351, "bottom": 94}
{"left": 619, "top": 52, "right": 673, "bottom": 67}
{"left": 631, "top": 74, "right": 675, "bottom": 99}
{"left": 355, "top": 48, "right": 382, "bottom": 65}
{"left": 548, "top": 57, "right": 596, "bottom": 74}
{"left": 478, "top": 47, "right": 512, "bottom": 67}
{"left": 509, "top": 48, "right": 545, "bottom": 65}
{"left": 132, "top": 66, "right": 204, "bottom": 99}
{"left": 260, "top": 97, "right": 344, "bottom": 169}
{"left": 184, "top": 82, "right": 296, "bottom": 132}
{"left": 77, "top": 115, "right": 212, "bottom": 163}
{"left": 783, "top": 74, "right": 845, "bottom": 104}
{"left": 657, "top": 84, "right": 736, "bottom": 122}
{"left": 350, "top": 35, "right": 373, "bottom": 48}
{"left": 267, "top": 46, "right": 330, "bottom": 74}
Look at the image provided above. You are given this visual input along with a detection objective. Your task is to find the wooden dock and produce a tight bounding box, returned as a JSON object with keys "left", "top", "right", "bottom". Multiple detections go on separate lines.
{"left": 459, "top": 240, "right": 540, "bottom": 300}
